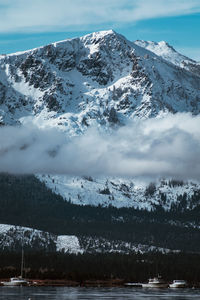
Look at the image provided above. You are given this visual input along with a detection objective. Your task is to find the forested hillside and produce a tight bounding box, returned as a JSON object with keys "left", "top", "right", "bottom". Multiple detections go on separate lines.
{"left": 0, "top": 251, "right": 200, "bottom": 283}
{"left": 1, "top": 174, "right": 200, "bottom": 252}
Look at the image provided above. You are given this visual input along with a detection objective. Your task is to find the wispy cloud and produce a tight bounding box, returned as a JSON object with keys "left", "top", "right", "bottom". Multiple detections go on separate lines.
{"left": 0, "top": 0, "right": 199, "bottom": 33}
{"left": 0, "top": 113, "right": 200, "bottom": 180}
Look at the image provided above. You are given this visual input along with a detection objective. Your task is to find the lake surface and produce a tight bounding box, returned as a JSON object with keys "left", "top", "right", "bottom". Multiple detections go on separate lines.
{"left": 0, "top": 287, "right": 199, "bottom": 299}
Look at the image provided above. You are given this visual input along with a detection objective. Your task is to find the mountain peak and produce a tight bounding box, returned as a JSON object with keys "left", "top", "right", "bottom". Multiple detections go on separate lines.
{"left": 4, "top": 30, "right": 119, "bottom": 58}
{"left": 87, "top": 29, "right": 117, "bottom": 37}
{"left": 134, "top": 39, "right": 197, "bottom": 67}
{"left": 135, "top": 40, "right": 177, "bottom": 55}
{"left": 157, "top": 40, "right": 175, "bottom": 50}
{"left": 80, "top": 29, "right": 127, "bottom": 45}
{"left": 0, "top": 29, "right": 200, "bottom": 129}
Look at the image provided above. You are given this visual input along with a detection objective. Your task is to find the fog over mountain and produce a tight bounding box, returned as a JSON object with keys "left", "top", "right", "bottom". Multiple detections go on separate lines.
{"left": 1, "top": 30, "right": 200, "bottom": 256}
{"left": 0, "top": 29, "right": 200, "bottom": 210}
{"left": 0, "top": 113, "right": 200, "bottom": 180}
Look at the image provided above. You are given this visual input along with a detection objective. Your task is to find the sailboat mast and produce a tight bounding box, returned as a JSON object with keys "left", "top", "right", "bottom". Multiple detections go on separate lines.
{"left": 20, "top": 247, "right": 24, "bottom": 278}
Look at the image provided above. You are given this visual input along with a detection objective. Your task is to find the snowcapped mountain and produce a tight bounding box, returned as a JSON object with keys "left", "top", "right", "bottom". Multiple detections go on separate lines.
{"left": 134, "top": 39, "right": 200, "bottom": 76}
{"left": 0, "top": 30, "right": 200, "bottom": 211}
{"left": 0, "top": 29, "right": 200, "bottom": 131}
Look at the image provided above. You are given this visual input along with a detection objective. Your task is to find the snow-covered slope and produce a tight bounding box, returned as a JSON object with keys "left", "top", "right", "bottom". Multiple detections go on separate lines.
{"left": 0, "top": 29, "right": 200, "bottom": 131}
{"left": 134, "top": 40, "right": 200, "bottom": 76}
{"left": 79, "top": 236, "right": 180, "bottom": 254}
{"left": 38, "top": 175, "right": 200, "bottom": 211}
{"left": 0, "top": 224, "right": 178, "bottom": 254}
{"left": 0, "top": 30, "right": 200, "bottom": 211}
{"left": 0, "top": 224, "right": 83, "bottom": 254}
{"left": 56, "top": 235, "right": 82, "bottom": 253}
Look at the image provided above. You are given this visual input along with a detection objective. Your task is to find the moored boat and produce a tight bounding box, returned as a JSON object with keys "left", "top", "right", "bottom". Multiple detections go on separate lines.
{"left": 1, "top": 277, "right": 28, "bottom": 286}
{"left": 142, "top": 276, "right": 169, "bottom": 288}
{"left": 169, "top": 280, "right": 188, "bottom": 288}
{"left": 1, "top": 247, "right": 28, "bottom": 286}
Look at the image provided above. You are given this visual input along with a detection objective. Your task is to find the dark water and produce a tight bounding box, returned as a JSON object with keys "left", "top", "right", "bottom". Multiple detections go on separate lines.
{"left": 0, "top": 287, "right": 199, "bottom": 300}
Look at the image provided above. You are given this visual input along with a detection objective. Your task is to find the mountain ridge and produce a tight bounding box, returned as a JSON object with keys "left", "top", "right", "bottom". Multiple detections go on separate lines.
{"left": 134, "top": 39, "right": 200, "bottom": 76}
{"left": 1, "top": 173, "right": 200, "bottom": 253}
{"left": 0, "top": 30, "right": 200, "bottom": 128}
{"left": 0, "top": 29, "right": 200, "bottom": 212}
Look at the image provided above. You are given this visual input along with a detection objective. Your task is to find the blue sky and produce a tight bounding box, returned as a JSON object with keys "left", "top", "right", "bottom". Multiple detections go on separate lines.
{"left": 0, "top": 0, "right": 199, "bottom": 60}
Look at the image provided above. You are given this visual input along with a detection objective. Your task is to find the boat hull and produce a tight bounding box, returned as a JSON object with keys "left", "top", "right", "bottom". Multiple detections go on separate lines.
{"left": 169, "top": 284, "right": 187, "bottom": 288}
{"left": 142, "top": 283, "right": 169, "bottom": 288}
{"left": 1, "top": 280, "right": 28, "bottom": 286}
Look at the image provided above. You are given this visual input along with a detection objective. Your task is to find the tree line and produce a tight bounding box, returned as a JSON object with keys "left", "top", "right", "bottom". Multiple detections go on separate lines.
{"left": 0, "top": 251, "right": 200, "bottom": 284}
{"left": 1, "top": 174, "right": 200, "bottom": 252}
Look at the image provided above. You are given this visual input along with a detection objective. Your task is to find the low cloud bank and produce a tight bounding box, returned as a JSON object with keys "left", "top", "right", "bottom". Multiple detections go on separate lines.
{"left": 0, "top": 113, "right": 200, "bottom": 180}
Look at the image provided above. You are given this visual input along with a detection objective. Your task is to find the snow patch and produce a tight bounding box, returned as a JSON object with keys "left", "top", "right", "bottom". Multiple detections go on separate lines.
{"left": 56, "top": 235, "right": 83, "bottom": 254}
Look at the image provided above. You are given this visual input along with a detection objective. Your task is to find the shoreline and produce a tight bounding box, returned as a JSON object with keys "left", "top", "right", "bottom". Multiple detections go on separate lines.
{"left": 0, "top": 279, "right": 125, "bottom": 287}
{"left": 0, "top": 279, "right": 200, "bottom": 288}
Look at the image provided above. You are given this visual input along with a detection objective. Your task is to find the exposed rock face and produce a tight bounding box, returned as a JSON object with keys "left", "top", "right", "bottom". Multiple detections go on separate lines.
{"left": 0, "top": 30, "right": 200, "bottom": 210}
{"left": 0, "top": 30, "right": 200, "bottom": 129}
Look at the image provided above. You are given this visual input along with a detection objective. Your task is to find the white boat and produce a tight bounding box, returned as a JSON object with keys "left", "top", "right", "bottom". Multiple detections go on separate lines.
{"left": 142, "top": 276, "right": 169, "bottom": 288}
{"left": 169, "top": 280, "right": 188, "bottom": 288}
{"left": 1, "top": 277, "right": 28, "bottom": 286}
{"left": 1, "top": 248, "right": 28, "bottom": 286}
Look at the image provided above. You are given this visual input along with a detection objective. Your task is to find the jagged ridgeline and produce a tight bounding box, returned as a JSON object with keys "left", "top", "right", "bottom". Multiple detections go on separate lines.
{"left": 0, "top": 30, "right": 200, "bottom": 210}
{"left": 0, "top": 30, "right": 200, "bottom": 127}
{"left": 1, "top": 174, "right": 200, "bottom": 252}
{"left": 0, "top": 30, "right": 200, "bottom": 254}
